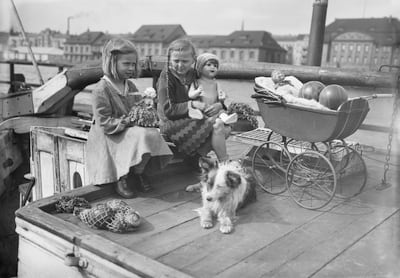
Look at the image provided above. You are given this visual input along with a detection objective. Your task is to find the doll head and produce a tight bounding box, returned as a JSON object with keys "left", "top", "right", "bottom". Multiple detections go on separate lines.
{"left": 102, "top": 37, "right": 139, "bottom": 80}
{"left": 271, "top": 69, "right": 285, "bottom": 84}
{"left": 167, "top": 38, "right": 196, "bottom": 77}
{"left": 196, "top": 53, "right": 219, "bottom": 79}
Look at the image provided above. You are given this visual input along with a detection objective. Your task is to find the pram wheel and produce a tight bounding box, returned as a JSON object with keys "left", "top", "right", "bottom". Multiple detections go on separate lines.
{"left": 330, "top": 144, "right": 367, "bottom": 198}
{"left": 251, "top": 141, "right": 292, "bottom": 195}
{"left": 286, "top": 150, "right": 336, "bottom": 210}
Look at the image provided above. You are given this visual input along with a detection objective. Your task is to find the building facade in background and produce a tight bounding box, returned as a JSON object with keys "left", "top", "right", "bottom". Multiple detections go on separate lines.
{"left": 5, "top": 29, "right": 67, "bottom": 63}
{"left": 63, "top": 31, "right": 109, "bottom": 63}
{"left": 4, "top": 46, "right": 64, "bottom": 63}
{"left": 322, "top": 17, "right": 400, "bottom": 70}
{"left": 274, "top": 34, "right": 309, "bottom": 65}
{"left": 131, "top": 25, "right": 187, "bottom": 58}
{"left": 62, "top": 26, "right": 286, "bottom": 64}
{"left": 0, "top": 32, "right": 9, "bottom": 60}
{"left": 7, "top": 29, "right": 67, "bottom": 49}
{"left": 2, "top": 17, "right": 399, "bottom": 70}
{"left": 191, "top": 31, "right": 286, "bottom": 63}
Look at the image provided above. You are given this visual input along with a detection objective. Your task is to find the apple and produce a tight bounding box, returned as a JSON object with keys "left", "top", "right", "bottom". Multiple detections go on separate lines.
{"left": 299, "top": 81, "right": 325, "bottom": 101}
{"left": 319, "top": 84, "right": 348, "bottom": 110}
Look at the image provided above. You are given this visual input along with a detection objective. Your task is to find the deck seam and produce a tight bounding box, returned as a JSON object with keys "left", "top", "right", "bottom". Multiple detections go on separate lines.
{"left": 152, "top": 193, "right": 286, "bottom": 262}
{"left": 143, "top": 195, "right": 201, "bottom": 218}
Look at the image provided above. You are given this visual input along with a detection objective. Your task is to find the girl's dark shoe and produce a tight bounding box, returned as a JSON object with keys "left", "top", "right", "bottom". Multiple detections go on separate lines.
{"left": 115, "top": 177, "right": 137, "bottom": 198}
{"left": 135, "top": 174, "right": 154, "bottom": 192}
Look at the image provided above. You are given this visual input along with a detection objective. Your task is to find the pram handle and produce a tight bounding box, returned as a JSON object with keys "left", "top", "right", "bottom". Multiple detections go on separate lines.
{"left": 360, "top": 93, "right": 393, "bottom": 100}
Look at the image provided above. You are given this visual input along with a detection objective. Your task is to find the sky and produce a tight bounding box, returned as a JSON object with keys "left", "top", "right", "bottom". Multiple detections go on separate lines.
{"left": 1, "top": 0, "right": 400, "bottom": 36}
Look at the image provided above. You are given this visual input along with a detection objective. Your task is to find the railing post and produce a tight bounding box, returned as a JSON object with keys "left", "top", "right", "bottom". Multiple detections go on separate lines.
{"left": 9, "top": 62, "right": 15, "bottom": 88}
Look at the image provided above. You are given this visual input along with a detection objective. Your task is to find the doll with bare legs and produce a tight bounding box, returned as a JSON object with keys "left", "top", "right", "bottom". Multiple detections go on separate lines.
{"left": 188, "top": 53, "right": 237, "bottom": 125}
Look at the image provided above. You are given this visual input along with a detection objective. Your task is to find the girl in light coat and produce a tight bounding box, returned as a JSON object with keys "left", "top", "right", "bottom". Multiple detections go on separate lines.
{"left": 86, "top": 38, "right": 172, "bottom": 198}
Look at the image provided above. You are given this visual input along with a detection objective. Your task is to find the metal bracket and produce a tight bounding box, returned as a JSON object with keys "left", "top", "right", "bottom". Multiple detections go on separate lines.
{"left": 1, "top": 92, "right": 34, "bottom": 119}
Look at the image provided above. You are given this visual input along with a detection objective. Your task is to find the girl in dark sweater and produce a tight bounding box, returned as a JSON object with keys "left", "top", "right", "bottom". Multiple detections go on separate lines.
{"left": 157, "top": 39, "right": 231, "bottom": 191}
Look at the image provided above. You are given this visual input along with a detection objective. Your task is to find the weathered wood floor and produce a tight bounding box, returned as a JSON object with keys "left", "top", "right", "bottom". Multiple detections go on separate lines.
{"left": 21, "top": 136, "right": 400, "bottom": 278}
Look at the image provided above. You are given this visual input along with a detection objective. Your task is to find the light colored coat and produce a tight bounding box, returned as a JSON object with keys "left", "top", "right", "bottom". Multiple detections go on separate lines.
{"left": 86, "top": 78, "right": 172, "bottom": 185}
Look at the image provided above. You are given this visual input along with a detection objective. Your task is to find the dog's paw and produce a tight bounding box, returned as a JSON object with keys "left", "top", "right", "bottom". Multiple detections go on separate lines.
{"left": 185, "top": 183, "right": 202, "bottom": 192}
{"left": 219, "top": 224, "right": 233, "bottom": 234}
{"left": 200, "top": 220, "right": 213, "bottom": 229}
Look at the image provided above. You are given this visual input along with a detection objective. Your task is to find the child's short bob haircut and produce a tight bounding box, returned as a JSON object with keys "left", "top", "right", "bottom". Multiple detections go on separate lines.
{"left": 102, "top": 37, "right": 139, "bottom": 80}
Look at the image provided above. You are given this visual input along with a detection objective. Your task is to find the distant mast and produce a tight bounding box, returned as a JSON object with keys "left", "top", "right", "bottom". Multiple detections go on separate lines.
{"left": 307, "top": 0, "right": 328, "bottom": 66}
{"left": 10, "top": 0, "right": 44, "bottom": 84}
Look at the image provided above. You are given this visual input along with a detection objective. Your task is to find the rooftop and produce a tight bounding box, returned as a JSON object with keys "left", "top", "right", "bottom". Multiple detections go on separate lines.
{"left": 191, "top": 31, "right": 286, "bottom": 51}
{"left": 65, "top": 31, "right": 105, "bottom": 45}
{"left": 325, "top": 17, "right": 400, "bottom": 45}
{"left": 132, "top": 24, "right": 186, "bottom": 43}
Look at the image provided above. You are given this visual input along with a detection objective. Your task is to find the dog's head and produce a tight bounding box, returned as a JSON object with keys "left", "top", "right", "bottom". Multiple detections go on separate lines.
{"left": 199, "top": 157, "right": 244, "bottom": 202}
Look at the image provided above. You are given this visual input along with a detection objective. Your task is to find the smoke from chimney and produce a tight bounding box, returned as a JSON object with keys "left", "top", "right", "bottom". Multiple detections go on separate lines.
{"left": 67, "top": 12, "right": 89, "bottom": 35}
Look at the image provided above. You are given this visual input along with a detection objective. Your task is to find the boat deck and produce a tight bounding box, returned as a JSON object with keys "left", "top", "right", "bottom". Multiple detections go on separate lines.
{"left": 16, "top": 134, "right": 400, "bottom": 278}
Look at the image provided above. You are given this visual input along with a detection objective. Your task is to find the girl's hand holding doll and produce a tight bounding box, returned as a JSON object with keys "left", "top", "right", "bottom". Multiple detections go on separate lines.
{"left": 204, "top": 102, "right": 223, "bottom": 117}
{"left": 191, "top": 100, "right": 207, "bottom": 111}
{"left": 189, "top": 85, "right": 203, "bottom": 99}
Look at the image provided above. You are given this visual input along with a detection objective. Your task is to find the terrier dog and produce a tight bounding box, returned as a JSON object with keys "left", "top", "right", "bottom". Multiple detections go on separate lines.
{"left": 195, "top": 157, "right": 257, "bottom": 234}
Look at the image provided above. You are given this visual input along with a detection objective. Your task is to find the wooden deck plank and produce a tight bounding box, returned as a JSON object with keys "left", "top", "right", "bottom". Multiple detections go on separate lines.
{"left": 155, "top": 192, "right": 324, "bottom": 278}
{"left": 57, "top": 190, "right": 202, "bottom": 241}
{"left": 119, "top": 199, "right": 201, "bottom": 244}
{"left": 54, "top": 137, "right": 253, "bottom": 246}
{"left": 215, "top": 195, "right": 398, "bottom": 278}
{"left": 20, "top": 139, "right": 399, "bottom": 278}
{"left": 313, "top": 210, "right": 400, "bottom": 278}
{"left": 57, "top": 171, "right": 202, "bottom": 242}
{"left": 132, "top": 193, "right": 287, "bottom": 259}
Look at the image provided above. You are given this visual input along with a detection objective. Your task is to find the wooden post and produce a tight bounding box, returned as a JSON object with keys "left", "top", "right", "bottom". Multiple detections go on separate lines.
{"left": 9, "top": 62, "right": 15, "bottom": 89}
{"left": 307, "top": 0, "right": 328, "bottom": 66}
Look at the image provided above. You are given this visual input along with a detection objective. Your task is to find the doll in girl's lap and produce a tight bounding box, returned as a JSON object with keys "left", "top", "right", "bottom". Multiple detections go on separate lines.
{"left": 187, "top": 53, "right": 237, "bottom": 125}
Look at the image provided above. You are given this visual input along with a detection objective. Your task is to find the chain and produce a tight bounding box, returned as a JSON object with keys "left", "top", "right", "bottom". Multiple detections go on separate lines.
{"left": 378, "top": 85, "right": 400, "bottom": 189}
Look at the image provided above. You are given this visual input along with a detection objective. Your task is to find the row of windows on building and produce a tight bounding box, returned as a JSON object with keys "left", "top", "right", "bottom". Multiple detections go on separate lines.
{"left": 139, "top": 47, "right": 164, "bottom": 56}
{"left": 65, "top": 45, "right": 91, "bottom": 54}
{"left": 9, "top": 38, "right": 63, "bottom": 49}
{"left": 121, "top": 47, "right": 261, "bottom": 62}
{"left": 64, "top": 54, "right": 92, "bottom": 63}
{"left": 130, "top": 46, "right": 259, "bottom": 61}
{"left": 332, "top": 55, "right": 398, "bottom": 65}
{"left": 332, "top": 43, "right": 392, "bottom": 53}
{"left": 198, "top": 49, "right": 257, "bottom": 61}
{"left": 64, "top": 43, "right": 259, "bottom": 61}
